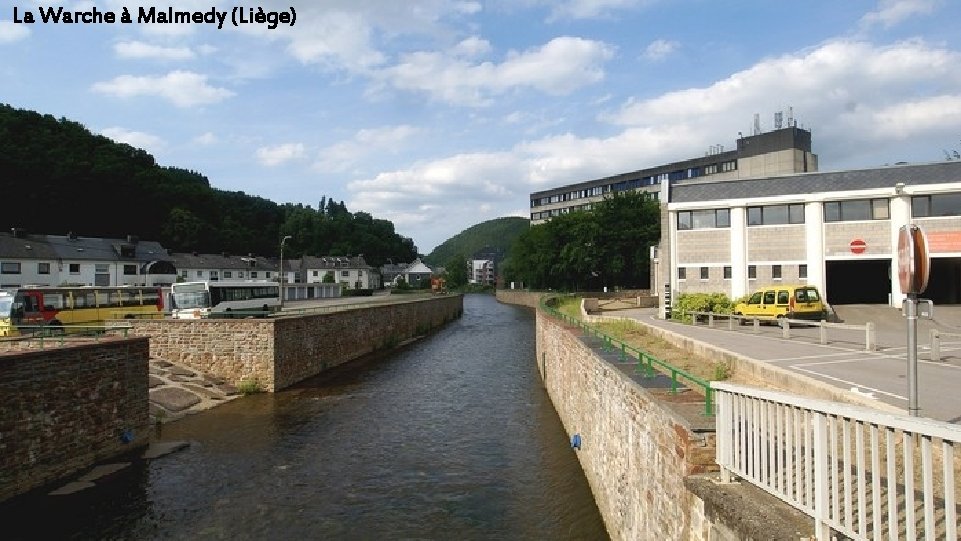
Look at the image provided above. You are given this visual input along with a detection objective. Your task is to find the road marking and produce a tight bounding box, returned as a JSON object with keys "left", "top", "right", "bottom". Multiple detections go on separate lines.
{"left": 790, "top": 365, "right": 907, "bottom": 402}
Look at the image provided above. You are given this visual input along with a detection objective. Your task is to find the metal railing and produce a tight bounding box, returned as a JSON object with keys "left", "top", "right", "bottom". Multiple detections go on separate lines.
{"left": 714, "top": 381, "right": 960, "bottom": 540}
{"left": 689, "top": 311, "right": 877, "bottom": 352}
{"left": 541, "top": 297, "right": 715, "bottom": 416}
{"left": 0, "top": 324, "right": 133, "bottom": 350}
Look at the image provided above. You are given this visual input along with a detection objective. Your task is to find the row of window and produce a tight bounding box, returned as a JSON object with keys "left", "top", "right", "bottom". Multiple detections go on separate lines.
{"left": 530, "top": 161, "right": 736, "bottom": 208}
{"left": 0, "top": 262, "right": 141, "bottom": 275}
{"left": 676, "top": 194, "right": 961, "bottom": 230}
{"left": 678, "top": 264, "right": 808, "bottom": 281}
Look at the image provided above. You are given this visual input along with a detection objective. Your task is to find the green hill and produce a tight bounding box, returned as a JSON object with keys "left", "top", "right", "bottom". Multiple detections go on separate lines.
{"left": 425, "top": 216, "right": 529, "bottom": 266}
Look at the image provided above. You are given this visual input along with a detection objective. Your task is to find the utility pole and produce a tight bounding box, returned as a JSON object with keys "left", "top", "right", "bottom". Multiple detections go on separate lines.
{"left": 279, "top": 235, "right": 292, "bottom": 309}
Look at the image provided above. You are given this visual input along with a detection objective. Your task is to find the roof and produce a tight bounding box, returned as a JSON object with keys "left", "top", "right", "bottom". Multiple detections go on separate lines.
{"left": 168, "top": 252, "right": 276, "bottom": 271}
{"left": 405, "top": 259, "right": 433, "bottom": 274}
{"left": 301, "top": 255, "right": 371, "bottom": 270}
{"left": 0, "top": 232, "right": 170, "bottom": 262}
{"left": 670, "top": 161, "right": 961, "bottom": 203}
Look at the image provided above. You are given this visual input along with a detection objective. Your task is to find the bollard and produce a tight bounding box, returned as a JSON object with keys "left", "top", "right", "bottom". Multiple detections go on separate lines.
{"left": 865, "top": 322, "right": 876, "bottom": 352}
{"left": 728, "top": 315, "right": 734, "bottom": 331}
{"left": 708, "top": 313, "right": 714, "bottom": 328}
{"left": 753, "top": 317, "right": 760, "bottom": 334}
{"left": 781, "top": 317, "right": 790, "bottom": 339}
{"left": 819, "top": 320, "right": 827, "bottom": 345}
{"left": 929, "top": 329, "right": 940, "bottom": 360}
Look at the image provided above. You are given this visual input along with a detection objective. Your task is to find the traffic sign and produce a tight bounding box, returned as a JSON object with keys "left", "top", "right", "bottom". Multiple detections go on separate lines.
{"left": 897, "top": 225, "right": 929, "bottom": 294}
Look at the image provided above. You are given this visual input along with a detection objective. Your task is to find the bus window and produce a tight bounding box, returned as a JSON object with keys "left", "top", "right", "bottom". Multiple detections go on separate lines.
{"left": 43, "top": 293, "right": 64, "bottom": 311}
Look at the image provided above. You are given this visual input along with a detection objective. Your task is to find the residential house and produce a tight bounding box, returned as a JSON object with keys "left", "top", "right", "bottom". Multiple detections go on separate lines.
{"left": 0, "top": 229, "right": 175, "bottom": 288}
{"left": 301, "top": 255, "right": 380, "bottom": 291}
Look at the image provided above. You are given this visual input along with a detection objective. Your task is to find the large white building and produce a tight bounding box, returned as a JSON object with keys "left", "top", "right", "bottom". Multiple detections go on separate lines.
{"left": 657, "top": 160, "right": 961, "bottom": 312}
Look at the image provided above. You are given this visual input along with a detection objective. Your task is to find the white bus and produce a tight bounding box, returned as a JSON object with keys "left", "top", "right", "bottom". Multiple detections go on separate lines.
{"left": 170, "top": 280, "right": 280, "bottom": 319}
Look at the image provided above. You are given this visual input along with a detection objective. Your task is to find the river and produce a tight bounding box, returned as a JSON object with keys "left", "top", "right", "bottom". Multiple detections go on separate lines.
{"left": 4, "top": 294, "right": 608, "bottom": 540}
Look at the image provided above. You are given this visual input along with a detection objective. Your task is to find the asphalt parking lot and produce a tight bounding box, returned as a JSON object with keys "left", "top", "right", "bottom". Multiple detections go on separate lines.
{"left": 620, "top": 304, "right": 961, "bottom": 424}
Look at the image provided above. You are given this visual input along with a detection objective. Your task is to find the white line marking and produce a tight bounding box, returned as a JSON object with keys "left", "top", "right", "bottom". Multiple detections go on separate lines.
{"left": 791, "top": 366, "right": 907, "bottom": 401}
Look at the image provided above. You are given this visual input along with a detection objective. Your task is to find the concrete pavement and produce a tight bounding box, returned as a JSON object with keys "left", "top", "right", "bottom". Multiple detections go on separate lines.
{"left": 615, "top": 305, "right": 961, "bottom": 424}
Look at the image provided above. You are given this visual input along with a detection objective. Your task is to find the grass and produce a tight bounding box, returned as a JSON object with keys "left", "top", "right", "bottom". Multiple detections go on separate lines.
{"left": 237, "top": 378, "right": 263, "bottom": 395}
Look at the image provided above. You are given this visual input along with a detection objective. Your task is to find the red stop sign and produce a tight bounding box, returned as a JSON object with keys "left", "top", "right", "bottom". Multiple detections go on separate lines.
{"left": 850, "top": 239, "right": 866, "bottom": 254}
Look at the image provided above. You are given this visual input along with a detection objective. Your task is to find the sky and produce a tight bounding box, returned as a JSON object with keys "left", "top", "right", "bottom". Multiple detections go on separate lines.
{"left": 2, "top": 0, "right": 960, "bottom": 254}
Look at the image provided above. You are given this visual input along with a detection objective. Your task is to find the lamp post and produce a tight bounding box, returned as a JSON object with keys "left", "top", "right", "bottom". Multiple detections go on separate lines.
{"left": 279, "top": 235, "right": 292, "bottom": 308}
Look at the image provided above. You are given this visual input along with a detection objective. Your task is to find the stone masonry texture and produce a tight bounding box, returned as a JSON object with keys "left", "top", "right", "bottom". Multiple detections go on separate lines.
{"left": 0, "top": 338, "right": 150, "bottom": 503}
{"left": 127, "top": 295, "right": 464, "bottom": 392}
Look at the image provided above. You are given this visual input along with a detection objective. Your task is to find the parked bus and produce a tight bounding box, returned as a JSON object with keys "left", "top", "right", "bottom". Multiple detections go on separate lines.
{"left": 0, "top": 285, "right": 165, "bottom": 336}
{"left": 170, "top": 280, "right": 280, "bottom": 319}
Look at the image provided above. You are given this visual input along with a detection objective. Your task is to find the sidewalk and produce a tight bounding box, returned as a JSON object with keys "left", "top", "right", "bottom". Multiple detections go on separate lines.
{"left": 616, "top": 307, "right": 961, "bottom": 424}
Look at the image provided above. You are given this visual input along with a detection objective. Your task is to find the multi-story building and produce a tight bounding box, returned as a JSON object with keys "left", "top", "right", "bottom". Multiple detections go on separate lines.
{"left": 301, "top": 256, "right": 380, "bottom": 290}
{"left": 529, "top": 124, "right": 817, "bottom": 224}
{"left": 657, "top": 160, "right": 961, "bottom": 311}
{"left": 168, "top": 252, "right": 278, "bottom": 283}
{"left": 0, "top": 230, "right": 176, "bottom": 288}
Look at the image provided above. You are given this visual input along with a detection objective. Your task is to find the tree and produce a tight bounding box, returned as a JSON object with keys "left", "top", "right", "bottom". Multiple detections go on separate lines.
{"left": 443, "top": 254, "right": 469, "bottom": 289}
{"left": 503, "top": 190, "right": 660, "bottom": 291}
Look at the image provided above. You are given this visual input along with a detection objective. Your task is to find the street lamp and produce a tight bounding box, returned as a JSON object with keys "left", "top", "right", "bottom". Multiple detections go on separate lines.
{"left": 279, "top": 235, "right": 292, "bottom": 308}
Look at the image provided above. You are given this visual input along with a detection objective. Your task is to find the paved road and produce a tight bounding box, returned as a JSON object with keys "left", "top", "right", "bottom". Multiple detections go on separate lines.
{"left": 618, "top": 305, "right": 961, "bottom": 424}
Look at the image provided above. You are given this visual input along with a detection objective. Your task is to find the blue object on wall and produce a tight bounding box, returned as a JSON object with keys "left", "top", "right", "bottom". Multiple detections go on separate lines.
{"left": 570, "top": 433, "right": 581, "bottom": 450}
{"left": 120, "top": 429, "right": 135, "bottom": 443}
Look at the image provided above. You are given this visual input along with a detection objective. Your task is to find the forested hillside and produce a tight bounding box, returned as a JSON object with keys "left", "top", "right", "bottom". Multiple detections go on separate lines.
{"left": 424, "top": 216, "right": 528, "bottom": 266}
{"left": 0, "top": 104, "right": 417, "bottom": 265}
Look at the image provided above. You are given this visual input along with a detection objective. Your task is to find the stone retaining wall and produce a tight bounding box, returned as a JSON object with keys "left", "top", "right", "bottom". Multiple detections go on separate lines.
{"left": 536, "top": 311, "right": 717, "bottom": 539}
{"left": 128, "top": 295, "right": 464, "bottom": 392}
{"left": 0, "top": 338, "right": 150, "bottom": 503}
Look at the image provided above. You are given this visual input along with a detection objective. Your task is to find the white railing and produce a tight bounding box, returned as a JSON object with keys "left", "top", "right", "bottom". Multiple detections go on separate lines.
{"left": 713, "top": 382, "right": 960, "bottom": 540}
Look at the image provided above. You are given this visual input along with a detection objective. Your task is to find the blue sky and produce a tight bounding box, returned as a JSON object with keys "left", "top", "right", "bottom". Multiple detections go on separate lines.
{"left": 2, "top": 0, "right": 960, "bottom": 254}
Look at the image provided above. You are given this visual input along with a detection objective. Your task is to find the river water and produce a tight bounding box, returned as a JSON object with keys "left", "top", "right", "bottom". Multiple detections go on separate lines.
{"left": 4, "top": 294, "right": 608, "bottom": 540}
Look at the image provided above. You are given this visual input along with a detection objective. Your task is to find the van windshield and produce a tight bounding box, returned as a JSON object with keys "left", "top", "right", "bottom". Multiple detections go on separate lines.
{"left": 795, "top": 288, "right": 820, "bottom": 302}
{"left": 0, "top": 297, "right": 11, "bottom": 317}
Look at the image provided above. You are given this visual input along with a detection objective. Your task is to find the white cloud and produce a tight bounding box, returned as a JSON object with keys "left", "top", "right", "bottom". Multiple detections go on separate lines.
{"left": 643, "top": 39, "right": 678, "bottom": 61}
{"left": 0, "top": 21, "right": 30, "bottom": 43}
{"left": 860, "top": 0, "right": 941, "bottom": 28}
{"left": 100, "top": 127, "right": 166, "bottom": 151}
{"left": 193, "top": 132, "right": 218, "bottom": 145}
{"left": 453, "top": 36, "right": 492, "bottom": 58}
{"left": 256, "top": 143, "right": 306, "bottom": 166}
{"left": 546, "top": 0, "right": 656, "bottom": 20}
{"left": 90, "top": 70, "right": 235, "bottom": 107}
{"left": 114, "top": 41, "right": 195, "bottom": 61}
{"left": 379, "top": 36, "right": 614, "bottom": 106}
{"left": 316, "top": 125, "right": 419, "bottom": 173}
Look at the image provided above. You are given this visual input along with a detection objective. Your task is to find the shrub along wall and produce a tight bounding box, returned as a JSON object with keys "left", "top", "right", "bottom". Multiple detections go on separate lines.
{"left": 0, "top": 338, "right": 150, "bottom": 503}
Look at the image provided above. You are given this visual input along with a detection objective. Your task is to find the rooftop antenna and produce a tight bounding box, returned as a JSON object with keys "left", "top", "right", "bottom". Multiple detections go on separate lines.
{"left": 753, "top": 113, "right": 761, "bottom": 136}
{"left": 787, "top": 106, "right": 794, "bottom": 127}
{"left": 774, "top": 111, "right": 783, "bottom": 130}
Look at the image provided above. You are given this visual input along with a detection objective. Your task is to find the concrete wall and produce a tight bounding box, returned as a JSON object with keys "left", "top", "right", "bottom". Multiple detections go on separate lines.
{"left": 0, "top": 338, "right": 150, "bottom": 502}
{"left": 128, "top": 295, "right": 463, "bottom": 391}
{"left": 535, "top": 311, "right": 717, "bottom": 540}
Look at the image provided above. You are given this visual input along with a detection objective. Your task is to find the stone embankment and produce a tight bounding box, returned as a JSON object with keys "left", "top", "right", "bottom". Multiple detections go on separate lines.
{"left": 149, "top": 357, "right": 242, "bottom": 423}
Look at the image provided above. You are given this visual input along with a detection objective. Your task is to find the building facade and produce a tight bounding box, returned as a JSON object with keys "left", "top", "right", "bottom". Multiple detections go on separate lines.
{"left": 657, "top": 160, "right": 961, "bottom": 311}
{"left": 0, "top": 230, "right": 176, "bottom": 288}
{"left": 300, "top": 256, "right": 380, "bottom": 290}
{"left": 529, "top": 125, "right": 817, "bottom": 224}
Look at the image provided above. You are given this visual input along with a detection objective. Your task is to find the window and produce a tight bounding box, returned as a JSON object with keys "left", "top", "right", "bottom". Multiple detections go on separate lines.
{"left": 223, "top": 271, "right": 233, "bottom": 279}
{"left": 799, "top": 264, "right": 808, "bottom": 279}
{"left": 210, "top": 271, "right": 219, "bottom": 281}
{"left": 748, "top": 265, "right": 757, "bottom": 280}
{"left": 677, "top": 208, "right": 730, "bottom": 230}
{"left": 777, "top": 290, "right": 789, "bottom": 304}
{"left": 772, "top": 265, "right": 782, "bottom": 280}
{"left": 763, "top": 291, "right": 776, "bottom": 304}
{"left": 180, "top": 270, "right": 188, "bottom": 279}
{"left": 123, "top": 264, "right": 138, "bottom": 276}
{"left": 237, "top": 271, "right": 244, "bottom": 278}
{"left": 69, "top": 263, "right": 80, "bottom": 274}
{"left": 250, "top": 272, "right": 258, "bottom": 278}
{"left": 700, "top": 267, "right": 709, "bottom": 280}
{"left": 721, "top": 160, "right": 736, "bottom": 172}
{"left": 678, "top": 267, "right": 686, "bottom": 280}
{"left": 824, "top": 198, "right": 889, "bottom": 222}
{"left": 196, "top": 270, "right": 204, "bottom": 278}
{"left": 911, "top": 193, "right": 961, "bottom": 217}
{"left": 1, "top": 262, "right": 21, "bottom": 274}
{"left": 38, "top": 262, "right": 50, "bottom": 274}
{"left": 704, "top": 164, "right": 718, "bottom": 175}
{"left": 747, "top": 204, "right": 805, "bottom": 226}
{"left": 723, "top": 266, "right": 732, "bottom": 280}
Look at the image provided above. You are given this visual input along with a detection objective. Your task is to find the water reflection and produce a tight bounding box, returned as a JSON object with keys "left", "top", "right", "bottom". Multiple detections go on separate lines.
{"left": 3, "top": 294, "right": 608, "bottom": 540}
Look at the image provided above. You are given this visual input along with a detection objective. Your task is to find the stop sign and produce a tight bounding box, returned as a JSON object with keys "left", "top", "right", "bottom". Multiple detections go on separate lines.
{"left": 850, "top": 239, "right": 866, "bottom": 254}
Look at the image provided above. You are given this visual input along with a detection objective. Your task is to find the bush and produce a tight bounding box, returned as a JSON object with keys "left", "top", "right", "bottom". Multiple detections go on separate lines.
{"left": 670, "top": 292, "right": 735, "bottom": 323}
{"left": 343, "top": 288, "right": 374, "bottom": 297}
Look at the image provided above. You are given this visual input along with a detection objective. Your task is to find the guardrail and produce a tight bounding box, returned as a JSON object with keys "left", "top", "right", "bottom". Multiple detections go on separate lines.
{"left": 713, "top": 381, "right": 959, "bottom": 540}
{"left": 541, "top": 297, "right": 715, "bottom": 416}
{"left": 928, "top": 329, "right": 961, "bottom": 362}
{"left": 689, "top": 311, "right": 877, "bottom": 352}
{"left": 0, "top": 324, "right": 133, "bottom": 350}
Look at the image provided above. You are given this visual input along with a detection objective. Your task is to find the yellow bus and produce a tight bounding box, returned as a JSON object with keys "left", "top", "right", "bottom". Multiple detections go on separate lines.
{"left": 0, "top": 285, "right": 165, "bottom": 336}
